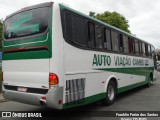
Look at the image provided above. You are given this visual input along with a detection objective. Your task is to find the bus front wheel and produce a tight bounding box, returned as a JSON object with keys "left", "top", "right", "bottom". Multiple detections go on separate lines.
{"left": 146, "top": 74, "right": 153, "bottom": 87}
{"left": 102, "top": 80, "right": 117, "bottom": 106}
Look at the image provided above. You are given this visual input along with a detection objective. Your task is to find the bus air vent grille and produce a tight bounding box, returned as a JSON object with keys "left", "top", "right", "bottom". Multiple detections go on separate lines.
{"left": 65, "top": 78, "right": 85, "bottom": 106}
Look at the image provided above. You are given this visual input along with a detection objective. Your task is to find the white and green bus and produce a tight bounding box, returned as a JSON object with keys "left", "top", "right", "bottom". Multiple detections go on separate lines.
{"left": 2, "top": 2, "right": 157, "bottom": 109}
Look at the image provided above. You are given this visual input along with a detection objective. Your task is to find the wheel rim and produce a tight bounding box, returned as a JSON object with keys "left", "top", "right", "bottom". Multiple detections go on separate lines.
{"left": 108, "top": 85, "right": 115, "bottom": 101}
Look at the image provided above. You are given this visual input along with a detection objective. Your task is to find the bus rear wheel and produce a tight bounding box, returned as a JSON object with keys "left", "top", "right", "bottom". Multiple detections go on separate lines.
{"left": 102, "top": 81, "right": 117, "bottom": 106}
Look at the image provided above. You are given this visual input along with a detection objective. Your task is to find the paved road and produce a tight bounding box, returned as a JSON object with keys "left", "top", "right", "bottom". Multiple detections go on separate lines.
{"left": 0, "top": 78, "right": 160, "bottom": 120}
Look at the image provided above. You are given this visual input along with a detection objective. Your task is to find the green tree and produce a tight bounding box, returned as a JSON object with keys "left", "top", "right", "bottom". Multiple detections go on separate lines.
{"left": 89, "top": 11, "right": 96, "bottom": 18}
{"left": 0, "top": 20, "right": 3, "bottom": 50}
{"left": 89, "top": 11, "right": 131, "bottom": 33}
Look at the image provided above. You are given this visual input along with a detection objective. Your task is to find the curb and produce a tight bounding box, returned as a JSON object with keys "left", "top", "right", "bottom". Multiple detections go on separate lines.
{"left": 0, "top": 93, "right": 3, "bottom": 99}
{"left": 0, "top": 99, "right": 8, "bottom": 103}
{"left": 0, "top": 93, "right": 8, "bottom": 103}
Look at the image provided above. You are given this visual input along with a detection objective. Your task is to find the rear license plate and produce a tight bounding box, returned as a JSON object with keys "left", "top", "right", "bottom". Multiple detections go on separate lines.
{"left": 17, "top": 87, "right": 27, "bottom": 92}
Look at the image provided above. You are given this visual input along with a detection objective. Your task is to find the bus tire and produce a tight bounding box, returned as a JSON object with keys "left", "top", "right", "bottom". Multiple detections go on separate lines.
{"left": 146, "top": 80, "right": 151, "bottom": 87}
{"left": 146, "top": 74, "right": 153, "bottom": 87}
{"left": 101, "top": 80, "right": 117, "bottom": 106}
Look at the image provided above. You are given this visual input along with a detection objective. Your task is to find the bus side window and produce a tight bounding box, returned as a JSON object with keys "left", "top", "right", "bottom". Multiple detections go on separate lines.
{"left": 135, "top": 39, "right": 139, "bottom": 55}
{"left": 151, "top": 46, "right": 155, "bottom": 57}
{"left": 88, "top": 22, "right": 95, "bottom": 48}
{"left": 123, "top": 35, "right": 129, "bottom": 54}
{"left": 111, "top": 31, "right": 119, "bottom": 52}
{"left": 64, "top": 13, "right": 86, "bottom": 47}
{"left": 148, "top": 44, "right": 151, "bottom": 57}
{"left": 142, "top": 42, "right": 146, "bottom": 56}
{"left": 95, "top": 25, "right": 103, "bottom": 49}
{"left": 64, "top": 13, "right": 73, "bottom": 41}
{"left": 104, "top": 28, "right": 112, "bottom": 50}
{"left": 128, "top": 37, "right": 132, "bottom": 53}
{"left": 157, "top": 53, "right": 160, "bottom": 61}
{"left": 128, "top": 38, "right": 135, "bottom": 54}
{"left": 151, "top": 46, "right": 155, "bottom": 53}
{"left": 119, "top": 34, "right": 124, "bottom": 52}
{"left": 72, "top": 15, "right": 86, "bottom": 47}
{"left": 139, "top": 42, "right": 143, "bottom": 55}
{"left": 132, "top": 39, "right": 135, "bottom": 54}
{"left": 145, "top": 44, "right": 149, "bottom": 56}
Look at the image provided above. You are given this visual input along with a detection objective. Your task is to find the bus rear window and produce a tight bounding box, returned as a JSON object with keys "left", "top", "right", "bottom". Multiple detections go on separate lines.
{"left": 4, "top": 7, "right": 50, "bottom": 40}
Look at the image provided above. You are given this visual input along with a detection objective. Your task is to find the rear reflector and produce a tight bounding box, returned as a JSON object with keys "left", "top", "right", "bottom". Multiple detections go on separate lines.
{"left": 49, "top": 73, "right": 59, "bottom": 86}
{"left": 42, "top": 96, "right": 46, "bottom": 100}
{"left": 58, "top": 100, "right": 62, "bottom": 105}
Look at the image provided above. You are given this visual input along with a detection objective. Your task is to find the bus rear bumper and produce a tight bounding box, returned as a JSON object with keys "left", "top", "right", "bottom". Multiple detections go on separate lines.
{"left": 2, "top": 86, "right": 63, "bottom": 109}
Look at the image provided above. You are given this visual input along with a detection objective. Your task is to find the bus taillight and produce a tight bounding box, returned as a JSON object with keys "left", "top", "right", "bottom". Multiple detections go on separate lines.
{"left": 49, "top": 73, "right": 59, "bottom": 87}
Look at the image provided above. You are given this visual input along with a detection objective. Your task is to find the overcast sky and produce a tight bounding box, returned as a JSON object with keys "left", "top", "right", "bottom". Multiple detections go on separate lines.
{"left": 0, "top": 0, "right": 160, "bottom": 48}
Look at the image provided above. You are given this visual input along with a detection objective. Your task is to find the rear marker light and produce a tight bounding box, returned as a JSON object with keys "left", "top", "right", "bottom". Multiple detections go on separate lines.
{"left": 1, "top": 71, "right": 3, "bottom": 81}
{"left": 40, "top": 96, "right": 46, "bottom": 106}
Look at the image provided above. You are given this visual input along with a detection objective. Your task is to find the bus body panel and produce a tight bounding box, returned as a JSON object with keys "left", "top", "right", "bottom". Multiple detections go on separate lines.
{"left": 3, "top": 59, "right": 49, "bottom": 89}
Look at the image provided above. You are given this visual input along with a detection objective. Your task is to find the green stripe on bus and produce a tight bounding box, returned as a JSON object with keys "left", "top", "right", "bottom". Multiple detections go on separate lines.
{"left": 3, "top": 50, "right": 49, "bottom": 60}
{"left": 63, "top": 93, "right": 106, "bottom": 109}
{"left": 118, "top": 81, "right": 147, "bottom": 94}
{"left": 95, "top": 67, "right": 154, "bottom": 76}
